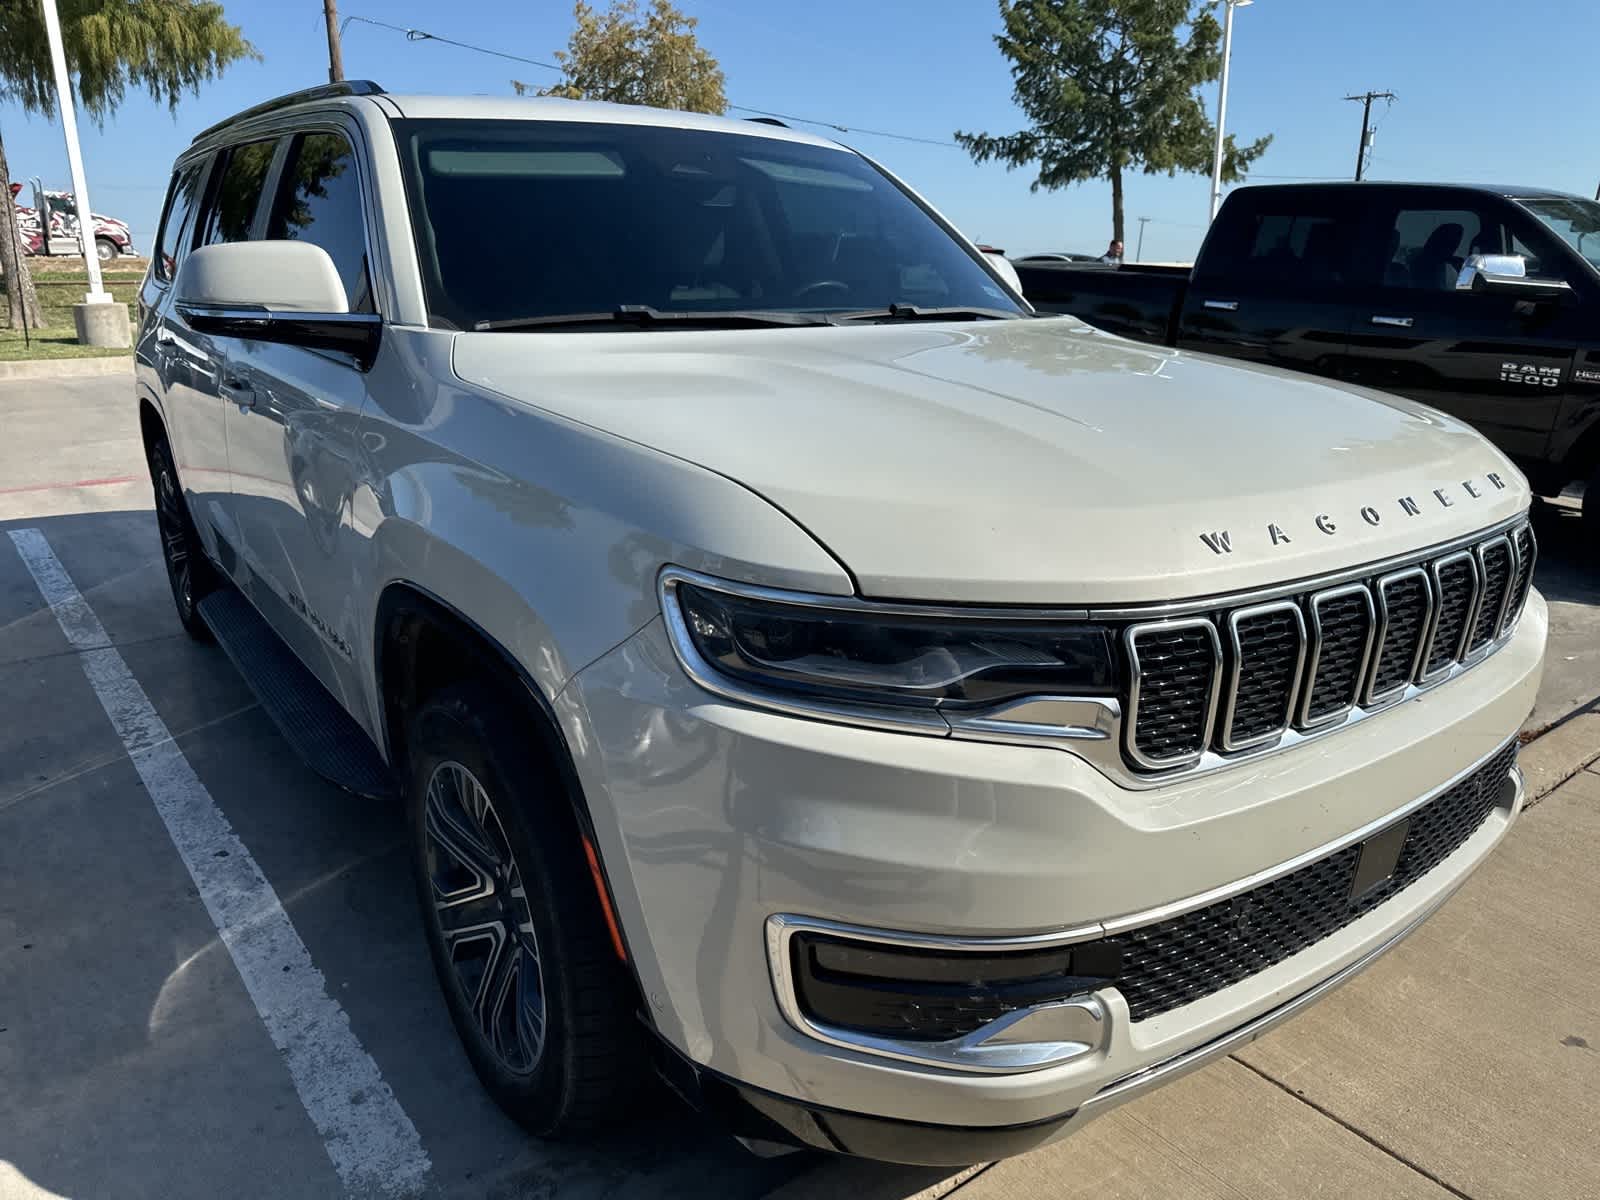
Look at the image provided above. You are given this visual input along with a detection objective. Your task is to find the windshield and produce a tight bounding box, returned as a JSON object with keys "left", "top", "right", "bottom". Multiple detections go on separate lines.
{"left": 1516, "top": 196, "right": 1600, "bottom": 272}
{"left": 393, "top": 118, "right": 1024, "bottom": 329}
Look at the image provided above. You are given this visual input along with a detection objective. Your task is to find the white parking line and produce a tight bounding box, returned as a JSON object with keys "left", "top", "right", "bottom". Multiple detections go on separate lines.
{"left": 8, "top": 529, "right": 431, "bottom": 1198}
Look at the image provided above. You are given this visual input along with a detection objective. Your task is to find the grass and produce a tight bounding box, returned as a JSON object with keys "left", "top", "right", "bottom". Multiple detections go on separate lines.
{"left": 2, "top": 266, "right": 142, "bottom": 360}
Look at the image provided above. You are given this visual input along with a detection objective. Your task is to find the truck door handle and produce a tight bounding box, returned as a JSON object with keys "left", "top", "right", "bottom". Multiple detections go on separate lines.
{"left": 1371, "top": 315, "right": 1415, "bottom": 328}
{"left": 220, "top": 377, "right": 256, "bottom": 410}
{"left": 1203, "top": 299, "right": 1239, "bottom": 312}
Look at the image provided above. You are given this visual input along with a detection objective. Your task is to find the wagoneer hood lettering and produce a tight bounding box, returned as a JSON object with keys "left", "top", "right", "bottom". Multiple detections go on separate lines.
{"left": 453, "top": 318, "right": 1529, "bottom": 604}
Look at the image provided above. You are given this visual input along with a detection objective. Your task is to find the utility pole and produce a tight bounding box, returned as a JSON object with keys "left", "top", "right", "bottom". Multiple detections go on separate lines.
{"left": 323, "top": 0, "right": 345, "bottom": 83}
{"left": 1136, "top": 217, "right": 1151, "bottom": 262}
{"left": 1344, "top": 90, "right": 1395, "bottom": 181}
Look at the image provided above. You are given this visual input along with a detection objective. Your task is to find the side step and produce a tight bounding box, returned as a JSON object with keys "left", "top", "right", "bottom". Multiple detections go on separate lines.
{"left": 198, "top": 588, "right": 397, "bottom": 801}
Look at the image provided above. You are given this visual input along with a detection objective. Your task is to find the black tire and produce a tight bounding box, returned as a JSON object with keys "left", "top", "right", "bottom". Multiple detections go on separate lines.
{"left": 147, "top": 434, "right": 217, "bottom": 641}
{"left": 407, "top": 681, "right": 643, "bottom": 1137}
{"left": 1583, "top": 463, "right": 1599, "bottom": 544}
{"left": 95, "top": 236, "right": 117, "bottom": 262}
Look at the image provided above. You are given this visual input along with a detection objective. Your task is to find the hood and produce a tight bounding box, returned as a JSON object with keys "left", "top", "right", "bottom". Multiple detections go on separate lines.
{"left": 452, "top": 318, "right": 1528, "bottom": 605}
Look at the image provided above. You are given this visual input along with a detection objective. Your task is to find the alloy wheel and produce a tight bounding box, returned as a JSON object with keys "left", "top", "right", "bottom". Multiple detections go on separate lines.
{"left": 423, "top": 761, "right": 547, "bottom": 1074}
{"left": 153, "top": 458, "right": 195, "bottom": 613}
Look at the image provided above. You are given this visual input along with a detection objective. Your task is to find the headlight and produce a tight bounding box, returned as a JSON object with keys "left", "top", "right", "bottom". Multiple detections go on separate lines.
{"left": 662, "top": 572, "right": 1117, "bottom": 721}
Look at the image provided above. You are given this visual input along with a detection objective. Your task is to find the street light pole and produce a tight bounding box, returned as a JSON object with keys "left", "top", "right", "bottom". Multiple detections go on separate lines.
{"left": 1136, "top": 216, "right": 1150, "bottom": 262}
{"left": 39, "top": 0, "right": 109, "bottom": 303}
{"left": 1208, "top": 0, "right": 1252, "bottom": 224}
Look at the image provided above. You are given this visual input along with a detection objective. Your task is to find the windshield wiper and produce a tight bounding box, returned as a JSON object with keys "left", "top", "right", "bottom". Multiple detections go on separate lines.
{"left": 830, "top": 304, "right": 1027, "bottom": 324}
{"left": 475, "top": 305, "right": 836, "bottom": 332}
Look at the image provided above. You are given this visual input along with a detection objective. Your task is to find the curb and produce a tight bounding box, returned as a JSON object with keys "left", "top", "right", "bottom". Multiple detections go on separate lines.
{"left": 1518, "top": 703, "right": 1600, "bottom": 807}
{"left": 0, "top": 355, "right": 134, "bottom": 381}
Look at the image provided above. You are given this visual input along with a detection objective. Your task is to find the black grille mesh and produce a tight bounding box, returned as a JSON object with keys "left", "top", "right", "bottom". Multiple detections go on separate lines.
{"left": 1305, "top": 592, "right": 1373, "bottom": 722}
{"left": 1130, "top": 626, "right": 1217, "bottom": 762}
{"left": 1504, "top": 525, "right": 1536, "bottom": 634}
{"left": 1226, "top": 609, "right": 1302, "bottom": 743}
{"left": 1469, "top": 542, "right": 1513, "bottom": 653}
{"left": 1425, "top": 558, "right": 1478, "bottom": 676}
{"left": 1370, "top": 574, "right": 1431, "bottom": 697}
{"left": 1089, "top": 740, "right": 1517, "bottom": 1020}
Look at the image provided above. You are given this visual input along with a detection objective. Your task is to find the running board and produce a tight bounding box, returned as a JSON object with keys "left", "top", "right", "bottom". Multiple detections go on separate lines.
{"left": 198, "top": 588, "right": 397, "bottom": 801}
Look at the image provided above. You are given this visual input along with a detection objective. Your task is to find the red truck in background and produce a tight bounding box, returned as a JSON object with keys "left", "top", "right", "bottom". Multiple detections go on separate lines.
{"left": 9, "top": 180, "right": 136, "bottom": 261}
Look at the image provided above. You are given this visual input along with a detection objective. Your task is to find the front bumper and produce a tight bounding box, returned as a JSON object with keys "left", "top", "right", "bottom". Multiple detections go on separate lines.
{"left": 559, "top": 589, "right": 1545, "bottom": 1146}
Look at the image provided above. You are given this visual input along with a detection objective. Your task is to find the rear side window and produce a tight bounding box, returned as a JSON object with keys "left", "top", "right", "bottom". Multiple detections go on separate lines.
{"left": 266, "top": 131, "right": 374, "bottom": 312}
{"left": 1201, "top": 194, "right": 1358, "bottom": 287}
{"left": 198, "top": 139, "right": 279, "bottom": 247}
{"left": 153, "top": 160, "right": 207, "bottom": 283}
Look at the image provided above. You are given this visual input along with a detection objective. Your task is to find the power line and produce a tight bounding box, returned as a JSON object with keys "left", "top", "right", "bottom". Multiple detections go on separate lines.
{"left": 341, "top": 14, "right": 963, "bottom": 150}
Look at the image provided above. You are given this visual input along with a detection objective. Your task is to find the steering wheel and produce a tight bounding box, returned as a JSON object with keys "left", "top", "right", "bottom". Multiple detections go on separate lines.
{"left": 794, "top": 279, "right": 850, "bottom": 300}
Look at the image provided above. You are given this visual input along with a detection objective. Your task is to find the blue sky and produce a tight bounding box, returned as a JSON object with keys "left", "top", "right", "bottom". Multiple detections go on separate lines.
{"left": 4, "top": 0, "right": 1597, "bottom": 264}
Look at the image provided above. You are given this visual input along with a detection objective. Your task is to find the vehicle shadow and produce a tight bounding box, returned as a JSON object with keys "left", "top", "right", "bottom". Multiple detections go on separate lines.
{"left": 1529, "top": 495, "right": 1596, "bottom": 608}
{"left": 0, "top": 508, "right": 976, "bottom": 1200}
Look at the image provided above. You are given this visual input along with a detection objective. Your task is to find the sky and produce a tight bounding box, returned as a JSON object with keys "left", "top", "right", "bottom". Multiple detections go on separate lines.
{"left": 3, "top": 0, "right": 1598, "bottom": 266}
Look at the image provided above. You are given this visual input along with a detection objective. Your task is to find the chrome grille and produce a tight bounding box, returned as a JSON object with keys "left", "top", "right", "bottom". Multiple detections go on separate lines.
{"left": 1125, "top": 520, "right": 1532, "bottom": 772}
{"left": 1221, "top": 602, "right": 1306, "bottom": 749}
{"left": 1366, "top": 569, "right": 1431, "bottom": 704}
{"left": 1423, "top": 552, "right": 1481, "bottom": 679}
{"left": 1301, "top": 585, "right": 1375, "bottom": 727}
{"left": 1468, "top": 537, "right": 1514, "bottom": 654}
{"left": 1125, "top": 621, "right": 1221, "bottom": 769}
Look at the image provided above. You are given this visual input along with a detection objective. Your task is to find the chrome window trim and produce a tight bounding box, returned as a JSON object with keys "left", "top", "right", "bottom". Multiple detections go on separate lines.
{"left": 1363, "top": 567, "right": 1435, "bottom": 708}
{"left": 1466, "top": 534, "right": 1514, "bottom": 659}
{"left": 1219, "top": 600, "right": 1307, "bottom": 752}
{"left": 1418, "top": 550, "right": 1482, "bottom": 685}
{"left": 1298, "top": 583, "right": 1376, "bottom": 730}
{"left": 765, "top": 743, "right": 1520, "bottom": 1074}
{"left": 1122, "top": 618, "right": 1223, "bottom": 770}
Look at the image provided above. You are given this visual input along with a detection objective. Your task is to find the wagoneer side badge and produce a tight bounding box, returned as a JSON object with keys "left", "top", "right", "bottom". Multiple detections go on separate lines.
{"left": 1199, "top": 473, "right": 1510, "bottom": 555}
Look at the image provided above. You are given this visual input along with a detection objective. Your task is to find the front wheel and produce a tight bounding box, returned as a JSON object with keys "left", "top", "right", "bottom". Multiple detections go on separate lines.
{"left": 147, "top": 435, "right": 216, "bottom": 641}
{"left": 407, "top": 682, "right": 645, "bottom": 1137}
{"left": 1583, "top": 463, "right": 1599, "bottom": 545}
{"left": 95, "top": 236, "right": 117, "bottom": 262}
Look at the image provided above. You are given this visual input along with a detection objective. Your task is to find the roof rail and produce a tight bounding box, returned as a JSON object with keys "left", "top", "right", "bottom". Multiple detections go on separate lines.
{"left": 745, "top": 116, "right": 788, "bottom": 128}
{"left": 192, "top": 80, "right": 386, "bottom": 143}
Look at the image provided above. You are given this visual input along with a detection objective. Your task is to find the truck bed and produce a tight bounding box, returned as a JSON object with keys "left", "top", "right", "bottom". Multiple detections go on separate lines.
{"left": 1016, "top": 261, "right": 1189, "bottom": 344}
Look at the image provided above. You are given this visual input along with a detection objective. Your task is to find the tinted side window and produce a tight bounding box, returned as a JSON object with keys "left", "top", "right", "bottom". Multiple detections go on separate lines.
{"left": 198, "top": 139, "right": 278, "bottom": 246}
{"left": 1199, "top": 194, "right": 1357, "bottom": 287}
{"left": 266, "top": 131, "right": 374, "bottom": 312}
{"left": 1379, "top": 206, "right": 1535, "bottom": 292}
{"left": 154, "top": 160, "right": 207, "bottom": 283}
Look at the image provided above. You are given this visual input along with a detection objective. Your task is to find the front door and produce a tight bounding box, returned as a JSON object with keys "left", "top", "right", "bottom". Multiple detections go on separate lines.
{"left": 1175, "top": 187, "right": 1361, "bottom": 381}
{"left": 1342, "top": 196, "right": 1582, "bottom": 468}
{"left": 223, "top": 128, "right": 378, "bottom": 715}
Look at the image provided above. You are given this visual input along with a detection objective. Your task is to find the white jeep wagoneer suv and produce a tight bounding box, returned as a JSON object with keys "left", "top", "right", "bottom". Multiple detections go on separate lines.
{"left": 134, "top": 81, "right": 1546, "bottom": 1164}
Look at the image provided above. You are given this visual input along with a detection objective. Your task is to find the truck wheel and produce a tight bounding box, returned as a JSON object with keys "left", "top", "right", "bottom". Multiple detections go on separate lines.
{"left": 1584, "top": 464, "right": 1600, "bottom": 544}
{"left": 95, "top": 236, "right": 117, "bottom": 262}
{"left": 407, "top": 681, "right": 643, "bottom": 1137}
{"left": 147, "top": 435, "right": 216, "bottom": 642}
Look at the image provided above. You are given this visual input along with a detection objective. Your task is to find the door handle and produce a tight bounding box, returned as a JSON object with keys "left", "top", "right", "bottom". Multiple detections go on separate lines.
{"left": 220, "top": 377, "right": 256, "bottom": 410}
{"left": 1371, "top": 315, "right": 1415, "bottom": 328}
{"left": 1203, "top": 299, "right": 1239, "bottom": 312}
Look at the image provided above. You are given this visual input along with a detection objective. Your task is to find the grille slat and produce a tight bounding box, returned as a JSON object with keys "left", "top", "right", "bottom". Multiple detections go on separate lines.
{"left": 1223, "top": 604, "right": 1305, "bottom": 747}
{"left": 1126, "top": 522, "right": 1532, "bottom": 771}
{"left": 1087, "top": 741, "right": 1517, "bottom": 1020}
{"left": 1302, "top": 587, "right": 1375, "bottom": 726}
{"left": 1469, "top": 539, "right": 1513, "bottom": 653}
{"left": 1425, "top": 554, "right": 1480, "bottom": 677}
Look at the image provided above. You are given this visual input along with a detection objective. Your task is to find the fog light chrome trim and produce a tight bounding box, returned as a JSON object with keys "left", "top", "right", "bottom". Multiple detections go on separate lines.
{"left": 765, "top": 914, "right": 1109, "bottom": 1074}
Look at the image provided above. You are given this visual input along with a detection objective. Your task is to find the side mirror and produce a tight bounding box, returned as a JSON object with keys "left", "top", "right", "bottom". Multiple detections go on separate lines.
{"left": 175, "top": 241, "right": 380, "bottom": 369}
{"left": 1455, "top": 253, "right": 1571, "bottom": 300}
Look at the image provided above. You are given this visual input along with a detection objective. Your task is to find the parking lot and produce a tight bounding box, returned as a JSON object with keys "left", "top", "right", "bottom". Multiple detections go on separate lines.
{"left": 2, "top": 371, "right": 1598, "bottom": 1200}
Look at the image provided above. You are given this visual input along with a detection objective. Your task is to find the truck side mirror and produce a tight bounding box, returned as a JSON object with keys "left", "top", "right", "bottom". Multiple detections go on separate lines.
{"left": 1456, "top": 253, "right": 1572, "bottom": 299}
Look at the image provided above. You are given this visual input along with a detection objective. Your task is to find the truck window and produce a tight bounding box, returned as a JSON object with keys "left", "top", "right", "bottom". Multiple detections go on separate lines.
{"left": 1381, "top": 207, "right": 1515, "bottom": 291}
{"left": 153, "top": 160, "right": 207, "bottom": 284}
{"left": 1199, "top": 196, "right": 1356, "bottom": 287}
{"left": 197, "top": 139, "right": 279, "bottom": 247}
{"left": 266, "top": 131, "right": 375, "bottom": 313}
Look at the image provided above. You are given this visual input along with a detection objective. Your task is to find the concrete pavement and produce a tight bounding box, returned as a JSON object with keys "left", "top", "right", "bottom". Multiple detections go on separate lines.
{"left": 2, "top": 375, "right": 1597, "bottom": 1199}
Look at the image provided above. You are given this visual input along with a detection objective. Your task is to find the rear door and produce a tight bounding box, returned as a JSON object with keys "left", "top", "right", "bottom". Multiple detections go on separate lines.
{"left": 222, "top": 125, "right": 378, "bottom": 713}
{"left": 1342, "top": 191, "right": 1582, "bottom": 465}
{"left": 1176, "top": 187, "right": 1362, "bottom": 380}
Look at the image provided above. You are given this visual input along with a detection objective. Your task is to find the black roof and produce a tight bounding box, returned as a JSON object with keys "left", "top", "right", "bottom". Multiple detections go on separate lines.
{"left": 1241, "top": 180, "right": 1588, "bottom": 202}
{"left": 193, "top": 80, "right": 386, "bottom": 143}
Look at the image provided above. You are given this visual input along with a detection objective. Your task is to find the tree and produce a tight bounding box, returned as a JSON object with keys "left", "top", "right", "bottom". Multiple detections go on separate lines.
{"left": 956, "top": 0, "right": 1271, "bottom": 244}
{"left": 513, "top": 0, "right": 725, "bottom": 115}
{"left": 0, "top": 1, "right": 255, "bottom": 330}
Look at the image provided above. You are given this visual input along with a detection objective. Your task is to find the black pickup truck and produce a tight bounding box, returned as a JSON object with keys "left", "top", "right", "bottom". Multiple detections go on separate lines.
{"left": 1017, "top": 182, "right": 1600, "bottom": 534}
